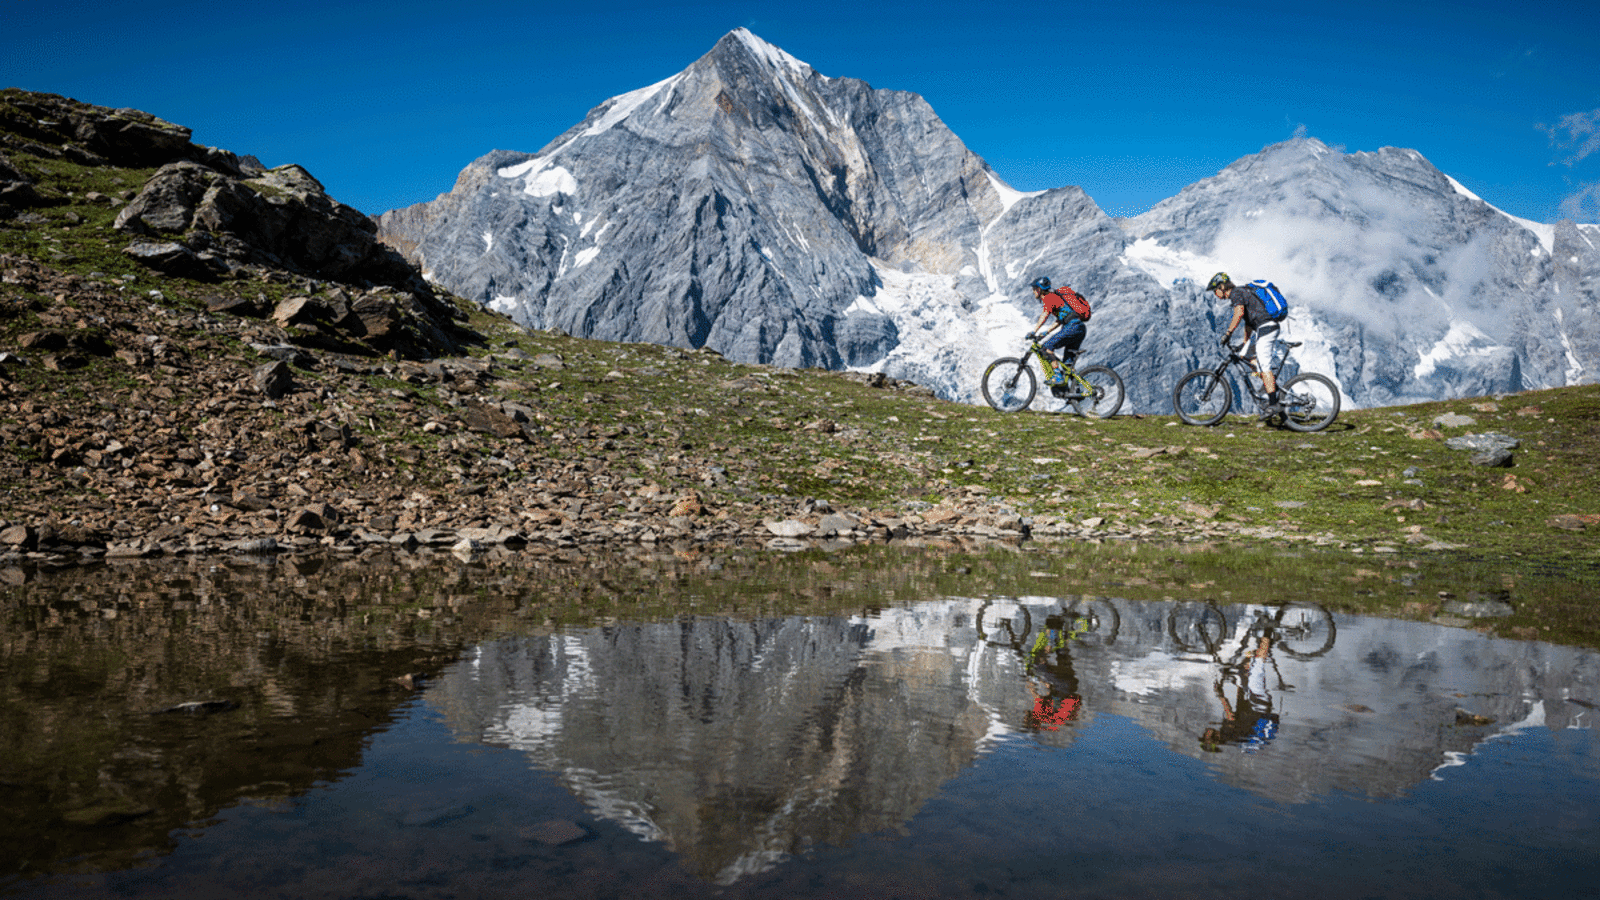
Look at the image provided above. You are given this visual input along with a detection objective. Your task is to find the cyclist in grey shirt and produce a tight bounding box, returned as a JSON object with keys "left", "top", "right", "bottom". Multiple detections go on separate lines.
{"left": 1208, "top": 272, "right": 1286, "bottom": 418}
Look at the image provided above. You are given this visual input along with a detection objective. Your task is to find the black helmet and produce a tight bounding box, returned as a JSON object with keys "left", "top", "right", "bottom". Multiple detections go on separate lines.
{"left": 1205, "top": 272, "right": 1232, "bottom": 293}
{"left": 1030, "top": 277, "right": 1051, "bottom": 292}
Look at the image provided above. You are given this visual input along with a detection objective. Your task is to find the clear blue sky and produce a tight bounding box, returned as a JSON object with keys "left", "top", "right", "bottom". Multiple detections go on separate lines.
{"left": 6, "top": 0, "right": 1598, "bottom": 222}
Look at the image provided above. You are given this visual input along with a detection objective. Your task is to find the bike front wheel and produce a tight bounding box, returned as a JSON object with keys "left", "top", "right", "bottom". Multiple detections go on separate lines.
{"left": 1274, "top": 602, "right": 1337, "bottom": 659}
{"left": 981, "top": 357, "right": 1036, "bottom": 412}
{"left": 977, "top": 600, "right": 1032, "bottom": 644}
{"left": 1173, "top": 370, "right": 1232, "bottom": 426}
{"left": 1281, "top": 372, "right": 1340, "bottom": 432}
{"left": 1073, "top": 366, "right": 1125, "bottom": 418}
{"left": 1063, "top": 596, "right": 1120, "bottom": 647}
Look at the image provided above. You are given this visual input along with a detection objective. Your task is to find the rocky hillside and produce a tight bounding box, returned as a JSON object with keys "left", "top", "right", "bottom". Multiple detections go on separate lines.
{"left": 4, "top": 88, "right": 1600, "bottom": 577}
{"left": 0, "top": 89, "right": 1050, "bottom": 562}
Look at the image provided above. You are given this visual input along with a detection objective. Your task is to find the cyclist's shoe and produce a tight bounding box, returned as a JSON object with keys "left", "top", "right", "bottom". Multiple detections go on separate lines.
{"left": 1045, "top": 369, "right": 1067, "bottom": 386}
{"left": 1259, "top": 403, "right": 1285, "bottom": 421}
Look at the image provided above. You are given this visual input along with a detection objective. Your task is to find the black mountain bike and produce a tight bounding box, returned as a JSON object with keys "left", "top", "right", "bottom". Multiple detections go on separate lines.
{"left": 1172, "top": 341, "right": 1340, "bottom": 432}
{"left": 1166, "top": 600, "right": 1337, "bottom": 660}
{"left": 981, "top": 337, "right": 1125, "bottom": 417}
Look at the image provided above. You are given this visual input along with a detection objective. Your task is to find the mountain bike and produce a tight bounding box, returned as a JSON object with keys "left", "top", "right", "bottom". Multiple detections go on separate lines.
{"left": 976, "top": 595, "right": 1121, "bottom": 651}
{"left": 980, "top": 337, "right": 1125, "bottom": 417}
{"left": 1166, "top": 600, "right": 1336, "bottom": 660}
{"left": 1172, "top": 341, "right": 1340, "bottom": 432}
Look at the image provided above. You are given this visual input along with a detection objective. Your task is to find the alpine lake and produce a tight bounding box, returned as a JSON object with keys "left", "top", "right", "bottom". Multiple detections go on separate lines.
{"left": 3, "top": 537, "right": 1597, "bottom": 900}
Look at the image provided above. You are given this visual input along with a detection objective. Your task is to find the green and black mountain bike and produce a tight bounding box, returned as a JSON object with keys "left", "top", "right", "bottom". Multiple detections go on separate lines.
{"left": 981, "top": 337, "right": 1125, "bottom": 417}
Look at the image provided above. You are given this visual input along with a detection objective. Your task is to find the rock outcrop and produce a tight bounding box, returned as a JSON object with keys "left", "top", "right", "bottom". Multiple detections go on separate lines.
{"left": 1, "top": 88, "right": 470, "bottom": 359}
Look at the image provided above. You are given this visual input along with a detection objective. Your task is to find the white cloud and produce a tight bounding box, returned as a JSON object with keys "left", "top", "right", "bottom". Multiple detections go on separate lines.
{"left": 1206, "top": 177, "right": 1515, "bottom": 341}
{"left": 1558, "top": 182, "right": 1600, "bottom": 224}
{"left": 1539, "top": 108, "right": 1600, "bottom": 166}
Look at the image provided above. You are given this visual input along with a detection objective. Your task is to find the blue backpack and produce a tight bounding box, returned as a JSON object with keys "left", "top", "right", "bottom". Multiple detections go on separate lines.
{"left": 1249, "top": 280, "right": 1289, "bottom": 322}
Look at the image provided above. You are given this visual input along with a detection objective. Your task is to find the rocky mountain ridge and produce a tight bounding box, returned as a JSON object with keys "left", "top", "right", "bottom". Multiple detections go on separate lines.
{"left": 377, "top": 29, "right": 1600, "bottom": 414}
{"left": 376, "top": 28, "right": 1008, "bottom": 372}
{"left": 1124, "top": 138, "right": 1600, "bottom": 406}
{"left": 0, "top": 88, "right": 472, "bottom": 360}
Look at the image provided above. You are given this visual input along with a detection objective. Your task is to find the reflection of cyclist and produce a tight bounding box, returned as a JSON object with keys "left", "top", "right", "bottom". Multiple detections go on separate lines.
{"left": 1026, "top": 277, "right": 1089, "bottom": 386}
{"left": 1025, "top": 614, "right": 1083, "bottom": 732}
{"left": 1199, "top": 634, "right": 1280, "bottom": 753}
{"left": 1207, "top": 272, "right": 1286, "bottom": 419}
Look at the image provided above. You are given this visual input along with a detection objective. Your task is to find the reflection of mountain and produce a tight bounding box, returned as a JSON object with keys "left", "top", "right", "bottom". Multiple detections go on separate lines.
{"left": 433, "top": 595, "right": 1600, "bottom": 880}
{"left": 428, "top": 602, "right": 1023, "bottom": 882}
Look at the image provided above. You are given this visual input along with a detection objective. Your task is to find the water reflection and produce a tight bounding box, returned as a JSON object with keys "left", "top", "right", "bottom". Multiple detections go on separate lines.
{"left": 430, "top": 612, "right": 985, "bottom": 883}
{"left": 429, "top": 593, "right": 1599, "bottom": 884}
{"left": 3, "top": 549, "right": 1597, "bottom": 899}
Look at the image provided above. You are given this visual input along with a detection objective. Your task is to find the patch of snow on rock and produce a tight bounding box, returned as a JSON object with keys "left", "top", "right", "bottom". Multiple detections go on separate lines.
{"left": 1120, "top": 237, "right": 1222, "bottom": 288}
{"left": 1446, "top": 175, "right": 1553, "bottom": 255}
{"left": 1413, "top": 320, "right": 1500, "bottom": 380}
{"left": 853, "top": 263, "right": 1032, "bottom": 405}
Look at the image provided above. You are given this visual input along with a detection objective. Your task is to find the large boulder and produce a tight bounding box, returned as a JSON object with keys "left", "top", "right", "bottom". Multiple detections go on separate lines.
{"left": 121, "top": 240, "right": 227, "bottom": 281}
{"left": 113, "top": 159, "right": 429, "bottom": 292}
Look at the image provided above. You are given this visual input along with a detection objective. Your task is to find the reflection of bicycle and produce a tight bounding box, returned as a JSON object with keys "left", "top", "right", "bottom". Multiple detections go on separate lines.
{"left": 1166, "top": 600, "right": 1335, "bottom": 660}
{"left": 976, "top": 596, "right": 1121, "bottom": 651}
{"left": 1172, "top": 342, "right": 1340, "bottom": 432}
{"left": 981, "top": 337, "right": 1125, "bottom": 417}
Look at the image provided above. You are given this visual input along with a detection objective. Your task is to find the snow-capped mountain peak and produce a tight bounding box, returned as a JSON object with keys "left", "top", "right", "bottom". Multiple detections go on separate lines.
{"left": 727, "top": 26, "right": 816, "bottom": 78}
{"left": 378, "top": 34, "right": 1599, "bottom": 413}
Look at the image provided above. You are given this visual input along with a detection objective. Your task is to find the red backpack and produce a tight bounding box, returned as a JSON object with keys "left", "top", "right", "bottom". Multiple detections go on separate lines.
{"left": 1054, "top": 287, "right": 1091, "bottom": 323}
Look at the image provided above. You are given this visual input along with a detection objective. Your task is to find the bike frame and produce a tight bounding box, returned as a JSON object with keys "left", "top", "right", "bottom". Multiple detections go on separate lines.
{"left": 1206, "top": 348, "right": 1282, "bottom": 414}
{"left": 1027, "top": 341, "right": 1096, "bottom": 398}
{"left": 976, "top": 596, "right": 1120, "bottom": 654}
{"left": 1174, "top": 340, "right": 1338, "bottom": 432}
{"left": 1216, "top": 608, "right": 1294, "bottom": 693}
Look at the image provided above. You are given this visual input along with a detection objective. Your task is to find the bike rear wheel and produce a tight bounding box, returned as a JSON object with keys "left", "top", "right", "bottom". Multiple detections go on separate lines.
{"left": 1073, "top": 366, "right": 1125, "bottom": 418}
{"left": 1173, "top": 370, "right": 1232, "bottom": 426}
{"left": 1168, "top": 601, "right": 1226, "bottom": 654}
{"left": 981, "top": 357, "right": 1036, "bottom": 412}
{"left": 1281, "top": 373, "right": 1340, "bottom": 432}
